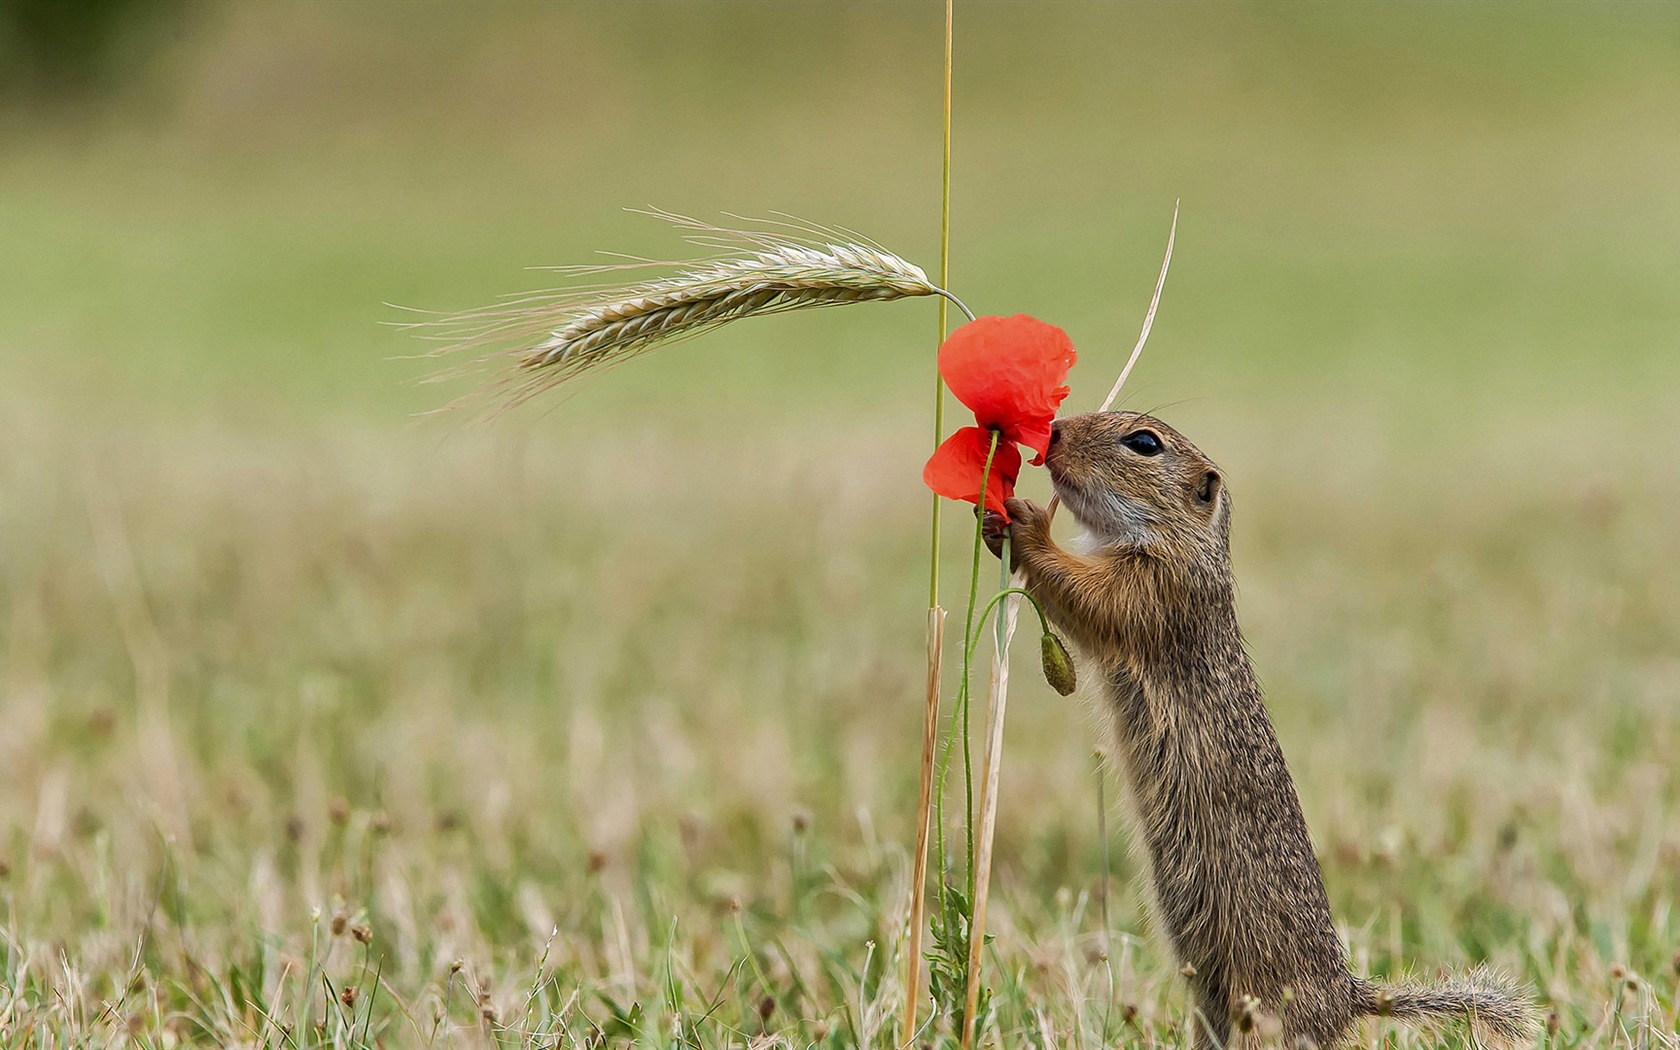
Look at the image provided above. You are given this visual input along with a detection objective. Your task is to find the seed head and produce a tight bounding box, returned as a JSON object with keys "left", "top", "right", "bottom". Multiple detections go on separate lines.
{"left": 1545, "top": 1010, "right": 1560, "bottom": 1036}
{"left": 351, "top": 923, "right": 373, "bottom": 945}
{"left": 330, "top": 910, "right": 348, "bottom": 937}
{"left": 328, "top": 797, "right": 350, "bottom": 826}
{"left": 340, "top": 985, "right": 358, "bottom": 1008}
{"left": 1231, "top": 994, "right": 1261, "bottom": 1033}
{"left": 1496, "top": 820, "right": 1518, "bottom": 851}
{"left": 758, "top": 995, "right": 776, "bottom": 1022}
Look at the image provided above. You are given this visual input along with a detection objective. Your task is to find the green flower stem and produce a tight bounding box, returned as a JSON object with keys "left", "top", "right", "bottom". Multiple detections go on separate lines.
{"left": 934, "top": 428, "right": 1001, "bottom": 908}
{"left": 967, "top": 587, "right": 1052, "bottom": 658}
{"left": 995, "top": 537, "right": 1012, "bottom": 649}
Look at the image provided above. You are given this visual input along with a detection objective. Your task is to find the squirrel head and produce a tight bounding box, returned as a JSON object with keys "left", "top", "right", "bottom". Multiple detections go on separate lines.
{"left": 1044, "top": 411, "right": 1230, "bottom": 556}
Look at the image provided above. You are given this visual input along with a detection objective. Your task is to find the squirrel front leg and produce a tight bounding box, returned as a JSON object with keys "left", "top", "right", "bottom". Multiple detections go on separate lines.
{"left": 985, "top": 498, "right": 1163, "bottom": 656}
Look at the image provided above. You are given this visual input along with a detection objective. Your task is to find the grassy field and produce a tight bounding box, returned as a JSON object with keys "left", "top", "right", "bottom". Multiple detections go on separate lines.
{"left": 1, "top": 2, "right": 1678, "bottom": 1046}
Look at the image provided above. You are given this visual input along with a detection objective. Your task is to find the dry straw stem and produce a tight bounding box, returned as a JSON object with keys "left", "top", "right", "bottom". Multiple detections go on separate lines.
{"left": 963, "top": 202, "right": 1181, "bottom": 1046}
{"left": 410, "top": 209, "right": 970, "bottom": 413}
{"left": 962, "top": 584, "right": 1021, "bottom": 1049}
{"left": 907, "top": 606, "right": 946, "bottom": 1041}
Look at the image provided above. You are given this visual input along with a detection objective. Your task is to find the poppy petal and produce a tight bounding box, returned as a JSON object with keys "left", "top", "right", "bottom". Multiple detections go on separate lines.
{"left": 922, "top": 426, "right": 1022, "bottom": 517}
{"left": 1013, "top": 419, "right": 1055, "bottom": 466}
{"left": 938, "top": 315, "right": 1076, "bottom": 453}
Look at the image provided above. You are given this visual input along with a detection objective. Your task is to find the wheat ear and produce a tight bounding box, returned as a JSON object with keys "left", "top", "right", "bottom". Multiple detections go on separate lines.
{"left": 407, "top": 211, "right": 970, "bottom": 412}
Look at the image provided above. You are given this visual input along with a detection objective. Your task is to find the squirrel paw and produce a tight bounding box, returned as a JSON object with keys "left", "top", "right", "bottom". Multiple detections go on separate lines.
{"left": 979, "top": 499, "right": 1048, "bottom": 568}
{"left": 1003, "top": 497, "right": 1051, "bottom": 539}
{"left": 981, "top": 508, "right": 1009, "bottom": 560}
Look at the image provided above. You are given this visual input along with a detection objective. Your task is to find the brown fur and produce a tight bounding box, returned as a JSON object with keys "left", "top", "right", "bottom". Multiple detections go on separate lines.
{"left": 985, "top": 411, "right": 1537, "bottom": 1050}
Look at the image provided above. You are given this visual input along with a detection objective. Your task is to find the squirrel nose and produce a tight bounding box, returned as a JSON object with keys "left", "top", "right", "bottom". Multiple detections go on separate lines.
{"left": 1048, "top": 421, "right": 1063, "bottom": 450}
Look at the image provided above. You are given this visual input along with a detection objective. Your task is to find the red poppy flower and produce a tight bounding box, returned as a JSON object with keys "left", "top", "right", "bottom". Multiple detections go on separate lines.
{"left": 921, "top": 314, "right": 1076, "bottom": 517}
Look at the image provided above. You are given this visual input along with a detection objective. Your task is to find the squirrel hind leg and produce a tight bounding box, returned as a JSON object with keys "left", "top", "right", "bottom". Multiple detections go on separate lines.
{"left": 1364, "top": 968, "right": 1540, "bottom": 1050}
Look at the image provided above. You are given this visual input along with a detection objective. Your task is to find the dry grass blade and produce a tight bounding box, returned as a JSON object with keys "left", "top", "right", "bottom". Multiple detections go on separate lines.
{"left": 1046, "top": 201, "right": 1180, "bottom": 522}
{"left": 1098, "top": 199, "right": 1180, "bottom": 414}
{"left": 408, "top": 211, "right": 966, "bottom": 413}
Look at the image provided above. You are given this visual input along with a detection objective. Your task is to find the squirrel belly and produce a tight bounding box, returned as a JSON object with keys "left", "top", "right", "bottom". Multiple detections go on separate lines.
{"left": 988, "top": 411, "right": 1538, "bottom": 1050}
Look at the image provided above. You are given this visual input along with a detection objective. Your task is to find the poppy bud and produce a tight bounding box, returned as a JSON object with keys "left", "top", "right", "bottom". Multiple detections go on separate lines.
{"left": 1040, "top": 632, "right": 1077, "bottom": 696}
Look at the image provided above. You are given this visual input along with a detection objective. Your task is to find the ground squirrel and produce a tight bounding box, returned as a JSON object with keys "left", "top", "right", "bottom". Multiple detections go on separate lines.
{"left": 984, "top": 411, "right": 1537, "bottom": 1050}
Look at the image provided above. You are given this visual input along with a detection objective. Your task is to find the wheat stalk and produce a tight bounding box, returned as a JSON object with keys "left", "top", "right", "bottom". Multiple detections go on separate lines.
{"left": 906, "top": 3, "right": 959, "bottom": 1044}
{"left": 410, "top": 210, "right": 969, "bottom": 412}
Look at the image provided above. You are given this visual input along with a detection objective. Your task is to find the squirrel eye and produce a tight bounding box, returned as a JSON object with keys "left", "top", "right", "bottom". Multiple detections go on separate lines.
{"left": 1121, "top": 430, "right": 1163, "bottom": 456}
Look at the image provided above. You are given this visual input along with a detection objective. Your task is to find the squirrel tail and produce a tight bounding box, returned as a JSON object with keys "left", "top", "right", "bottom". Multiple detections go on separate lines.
{"left": 1361, "top": 968, "right": 1539, "bottom": 1050}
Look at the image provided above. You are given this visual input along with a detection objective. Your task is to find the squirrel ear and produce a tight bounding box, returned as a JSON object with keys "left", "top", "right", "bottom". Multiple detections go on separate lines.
{"left": 1195, "top": 470, "right": 1221, "bottom": 505}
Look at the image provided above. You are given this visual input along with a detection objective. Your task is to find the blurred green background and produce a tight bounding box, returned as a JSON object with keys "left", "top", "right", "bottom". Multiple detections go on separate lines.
{"left": 1, "top": 3, "right": 1677, "bottom": 1045}
{"left": 4, "top": 0, "right": 1675, "bottom": 429}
